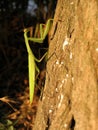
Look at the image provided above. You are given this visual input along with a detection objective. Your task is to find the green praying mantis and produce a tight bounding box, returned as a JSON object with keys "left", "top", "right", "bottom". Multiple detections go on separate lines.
{"left": 24, "top": 19, "right": 53, "bottom": 104}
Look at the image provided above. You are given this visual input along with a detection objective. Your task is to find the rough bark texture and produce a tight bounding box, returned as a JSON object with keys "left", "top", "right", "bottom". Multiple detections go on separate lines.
{"left": 33, "top": 0, "right": 98, "bottom": 130}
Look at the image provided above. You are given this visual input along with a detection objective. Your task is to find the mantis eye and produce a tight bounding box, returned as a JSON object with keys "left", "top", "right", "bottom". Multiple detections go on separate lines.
{"left": 24, "top": 29, "right": 26, "bottom": 32}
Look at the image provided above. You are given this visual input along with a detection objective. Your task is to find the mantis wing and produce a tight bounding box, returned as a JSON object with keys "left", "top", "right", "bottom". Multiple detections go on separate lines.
{"left": 28, "top": 54, "right": 35, "bottom": 104}
{"left": 24, "top": 30, "right": 35, "bottom": 104}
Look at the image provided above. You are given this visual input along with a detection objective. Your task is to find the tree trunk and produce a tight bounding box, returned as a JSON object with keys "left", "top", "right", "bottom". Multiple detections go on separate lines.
{"left": 33, "top": 0, "right": 98, "bottom": 130}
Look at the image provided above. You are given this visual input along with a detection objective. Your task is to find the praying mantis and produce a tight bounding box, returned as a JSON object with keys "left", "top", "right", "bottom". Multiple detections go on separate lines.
{"left": 24, "top": 19, "right": 53, "bottom": 103}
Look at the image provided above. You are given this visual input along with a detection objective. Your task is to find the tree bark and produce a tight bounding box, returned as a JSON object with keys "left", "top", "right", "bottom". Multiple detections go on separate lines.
{"left": 33, "top": 0, "right": 98, "bottom": 130}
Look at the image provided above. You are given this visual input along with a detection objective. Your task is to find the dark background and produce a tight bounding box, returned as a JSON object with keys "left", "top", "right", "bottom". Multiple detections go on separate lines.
{"left": 0, "top": 0, "right": 57, "bottom": 97}
{"left": 0, "top": 0, "right": 57, "bottom": 129}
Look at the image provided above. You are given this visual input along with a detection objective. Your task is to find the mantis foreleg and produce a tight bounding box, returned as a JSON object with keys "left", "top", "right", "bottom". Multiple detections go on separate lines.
{"left": 28, "top": 19, "right": 53, "bottom": 43}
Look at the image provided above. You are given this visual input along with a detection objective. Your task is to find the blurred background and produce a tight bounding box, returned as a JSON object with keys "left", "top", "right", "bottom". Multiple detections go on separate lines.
{"left": 0, "top": 0, "right": 57, "bottom": 129}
